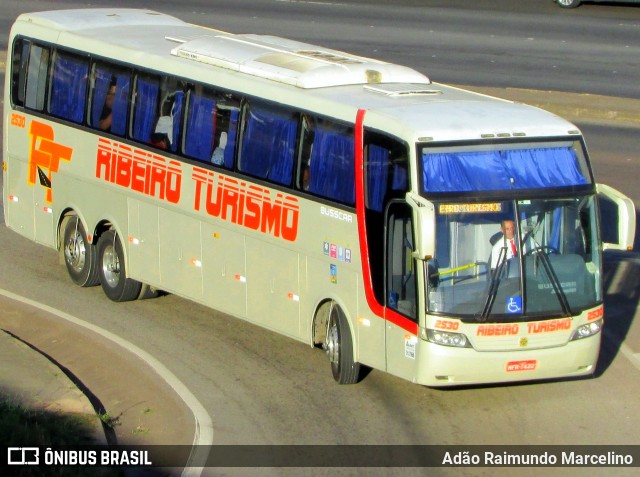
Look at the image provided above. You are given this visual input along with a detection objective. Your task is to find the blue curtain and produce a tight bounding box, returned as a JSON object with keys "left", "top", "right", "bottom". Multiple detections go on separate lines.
{"left": 91, "top": 69, "right": 111, "bottom": 127}
{"left": 309, "top": 124, "right": 355, "bottom": 205}
{"left": 366, "top": 145, "right": 408, "bottom": 212}
{"left": 549, "top": 208, "right": 562, "bottom": 250}
{"left": 367, "top": 145, "right": 389, "bottom": 212}
{"left": 185, "top": 93, "right": 215, "bottom": 161}
{"left": 132, "top": 78, "right": 159, "bottom": 143}
{"left": 240, "top": 105, "right": 297, "bottom": 186}
{"left": 49, "top": 54, "right": 88, "bottom": 123}
{"left": 90, "top": 68, "right": 129, "bottom": 135}
{"left": 422, "top": 147, "right": 588, "bottom": 193}
{"left": 111, "top": 73, "right": 130, "bottom": 136}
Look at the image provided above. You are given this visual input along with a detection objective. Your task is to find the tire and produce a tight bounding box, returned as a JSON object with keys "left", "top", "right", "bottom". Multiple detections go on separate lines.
{"left": 556, "top": 0, "right": 581, "bottom": 8}
{"left": 97, "top": 230, "right": 142, "bottom": 302}
{"left": 137, "top": 283, "right": 161, "bottom": 300}
{"left": 63, "top": 216, "right": 100, "bottom": 287}
{"left": 325, "top": 304, "right": 361, "bottom": 384}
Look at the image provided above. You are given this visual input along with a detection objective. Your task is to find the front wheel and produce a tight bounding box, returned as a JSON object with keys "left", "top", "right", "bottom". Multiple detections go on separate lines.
{"left": 63, "top": 216, "right": 100, "bottom": 287}
{"left": 97, "top": 230, "right": 142, "bottom": 302}
{"left": 325, "top": 304, "right": 361, "bottom": 384}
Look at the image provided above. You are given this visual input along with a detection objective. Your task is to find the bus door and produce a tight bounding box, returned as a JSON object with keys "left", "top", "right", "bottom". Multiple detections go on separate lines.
{"left": 384, "top": 200, "right": 420, "bottom": 380}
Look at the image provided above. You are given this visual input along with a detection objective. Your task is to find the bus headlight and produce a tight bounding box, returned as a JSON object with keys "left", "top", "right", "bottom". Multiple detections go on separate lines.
{"left": 570, "top": 319, "right": 603, "bottom": 341}
{"left": 425, "top": 329, "right": 471, "bottom": 348}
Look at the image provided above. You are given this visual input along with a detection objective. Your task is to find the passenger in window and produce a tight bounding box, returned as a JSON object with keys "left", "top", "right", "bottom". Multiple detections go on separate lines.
{"left": 211, "top": 131, "right": 227, "bottom": 165}
{"left": 301, "top": 162, "right": 311, "bottom": 191}
{"left": 153, "top": 93, "right": 175, "bottom": 149}
{"left": 298, "top": 114, "right": 315, "bottom": 191}
{"left": 211, "top": 109, "right": 230, "bottom": 165}
{"left": 98, "top": 82, "right": 116, "bottom": 131}
{"left": 150, "top": 132, "right": 170, "bottom": 149}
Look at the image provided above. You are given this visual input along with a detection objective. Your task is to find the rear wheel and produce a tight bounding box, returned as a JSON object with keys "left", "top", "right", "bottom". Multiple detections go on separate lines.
{"left": 325, "top": 304, "right": 360, "bottom": 384}
{"left": 63, "top": 216, "right": 100, "bottom": 287}
{"left": 97, "top": 230, "right": 142, "bottom": 302}
{"left": 556, "top": 0, "right": 581, "bottom": 8}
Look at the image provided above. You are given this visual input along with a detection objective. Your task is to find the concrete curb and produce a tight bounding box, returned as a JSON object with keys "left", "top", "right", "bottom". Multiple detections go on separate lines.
{"left": 0, "top": 293, "right": 198, "bottom": 451}
{"left": 0, "top": 329, "right": 108, "bottom": 446}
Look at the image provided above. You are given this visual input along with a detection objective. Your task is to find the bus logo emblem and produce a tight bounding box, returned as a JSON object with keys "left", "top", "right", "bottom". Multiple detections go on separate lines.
{"left": 28, "top": 120, "right": 73, "bottom": 203}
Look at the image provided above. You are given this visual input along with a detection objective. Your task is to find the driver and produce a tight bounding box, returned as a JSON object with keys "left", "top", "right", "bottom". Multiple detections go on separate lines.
{"left": 490, "top": 220, "right": 518, "bottom": 269}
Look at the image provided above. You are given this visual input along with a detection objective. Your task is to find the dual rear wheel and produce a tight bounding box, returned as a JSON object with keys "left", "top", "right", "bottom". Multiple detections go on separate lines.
{"left": 62, "top": 217, "right": 146, "bottom": 302}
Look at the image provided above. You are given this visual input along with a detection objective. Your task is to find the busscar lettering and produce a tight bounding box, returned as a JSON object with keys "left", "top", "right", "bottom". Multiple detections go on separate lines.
{"left": 96, "top": 138, "right": 181, "bottom": 203}
{"left": 320, "top": 206, "right": 353, "bottom": 223}
{"left": 192, "top": 167, "right": 299, "bottom": 242}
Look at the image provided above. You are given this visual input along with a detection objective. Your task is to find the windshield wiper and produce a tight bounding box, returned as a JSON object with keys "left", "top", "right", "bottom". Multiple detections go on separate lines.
{"left": 529, "top": 247, "right": 572, "bottom": 317}
{"left": 478, "top": 247, "right": 508, "bottom": 321}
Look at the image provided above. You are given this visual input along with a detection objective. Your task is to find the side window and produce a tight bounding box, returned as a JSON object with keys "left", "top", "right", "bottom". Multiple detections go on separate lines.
{"left": 239, "top": 101, "right": 298, "bottom": 186}
{"left": 211, "top": 94, "right": 241, "bottom": 168}
{"left": 363, "top": 132, "right": 409, "bottom": 305}
{"left": 306, "top": 118, "right": 355, "bottom": 205}
{"left": 130, "top": 74, "right": 187, "bottom": 150}
{"left": 132, "top": 74, "right": 160, "bottom": 145}
{"left": 89, "top": 62, "right": 131, "bottom": 136}
{"left": 184, "top": 86, "right": 240, "bottom": 167}
{"left": 365, "top": 133, "right": 409, "bottom": 212}
{"left": 48, "top": 50, "right": 89, "bottom": 123}
{"left": 152, "top": 77, "right": 187, "bottom": 152}
{"left": 11, "top": 38, "right": 30, "bottom": 107}
{"left": 25, "top": 43, "right": 50, "bottom": 111}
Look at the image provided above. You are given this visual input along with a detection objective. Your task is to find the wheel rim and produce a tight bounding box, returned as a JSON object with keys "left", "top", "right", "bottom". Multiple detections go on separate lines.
{"left": 326, "top": 315, "right": 340, "bottom": 371}
{"left": 65, "top": 230, "right": 86, "bottom": 273}
{"left": 101, "top": 243, "right": 121, "bottom": 288}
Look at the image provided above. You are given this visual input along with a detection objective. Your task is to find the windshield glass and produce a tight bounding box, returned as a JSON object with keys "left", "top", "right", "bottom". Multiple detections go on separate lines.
{"left": 425, "top": 195, "right": 601, "bottom": 322}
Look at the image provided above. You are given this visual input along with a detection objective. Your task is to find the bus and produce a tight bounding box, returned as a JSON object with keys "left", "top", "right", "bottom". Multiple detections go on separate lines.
{"left": 3, "top": 9, "right": 635, "bottom": 386}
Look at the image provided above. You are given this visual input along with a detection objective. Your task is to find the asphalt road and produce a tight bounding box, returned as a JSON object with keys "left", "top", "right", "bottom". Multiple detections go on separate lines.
{"left": 1, "top": 0, "right": 640, "bottom": 98}
{"left": 1, "top": 2, "right": 639, "bottom": 476}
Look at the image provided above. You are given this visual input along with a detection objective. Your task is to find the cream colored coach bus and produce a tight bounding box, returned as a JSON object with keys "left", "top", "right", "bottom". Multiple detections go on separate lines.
{"left": 3, "top": 9, "right": 635, "bottom": 386}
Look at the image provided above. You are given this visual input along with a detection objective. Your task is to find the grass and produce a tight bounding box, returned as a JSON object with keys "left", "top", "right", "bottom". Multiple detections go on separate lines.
{"left": 0, "top": 399, "right": 121, "bottom": 476}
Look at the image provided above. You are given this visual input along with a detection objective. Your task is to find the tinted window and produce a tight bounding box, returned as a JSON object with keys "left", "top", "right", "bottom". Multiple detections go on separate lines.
{"left": 49, "top": 51, "right": 89, "bottom": 123}
{"left": 25, "top": 44, "right": 50, "bottom": 111}
{"left": 89, "top": 62, "right": 131, "bottom": 135}
{"left": 239, "top": 102, "right": 298, "bottom": 186}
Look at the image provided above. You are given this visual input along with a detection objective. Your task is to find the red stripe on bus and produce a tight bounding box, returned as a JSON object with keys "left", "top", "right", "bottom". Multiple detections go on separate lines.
{"left": 355, "top": 109, "right": 418, "bottom": 336}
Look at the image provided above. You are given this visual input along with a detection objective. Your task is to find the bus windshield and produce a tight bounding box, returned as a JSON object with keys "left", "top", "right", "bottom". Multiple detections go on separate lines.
{"left": 419, "top": 142, "right": 600, "bottom": 322}
{"left": 425, "top": 196, "right": 601, "bottom": 321}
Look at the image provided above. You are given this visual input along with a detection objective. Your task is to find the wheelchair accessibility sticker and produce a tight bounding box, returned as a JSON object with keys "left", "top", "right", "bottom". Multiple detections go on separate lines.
{"left": 506, "top": 296, "right": 522, "bottom": 314}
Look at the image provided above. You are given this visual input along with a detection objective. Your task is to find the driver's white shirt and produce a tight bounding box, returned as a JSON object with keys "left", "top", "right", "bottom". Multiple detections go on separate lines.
{"left": 490, "top": 237, "right": 517, "bottom": 269}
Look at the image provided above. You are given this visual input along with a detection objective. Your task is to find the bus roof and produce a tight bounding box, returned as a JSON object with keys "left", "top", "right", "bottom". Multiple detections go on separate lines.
{"left": 12, "top": 9, "right": 581, "bottom": 142}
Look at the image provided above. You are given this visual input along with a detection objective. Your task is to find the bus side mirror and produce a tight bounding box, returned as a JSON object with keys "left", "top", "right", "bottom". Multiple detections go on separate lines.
{"left": 407, "top": 193, "right": 436, "bottom": 260}
{"left": 596, "top": 183, "right": 636, "bottom": 251}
